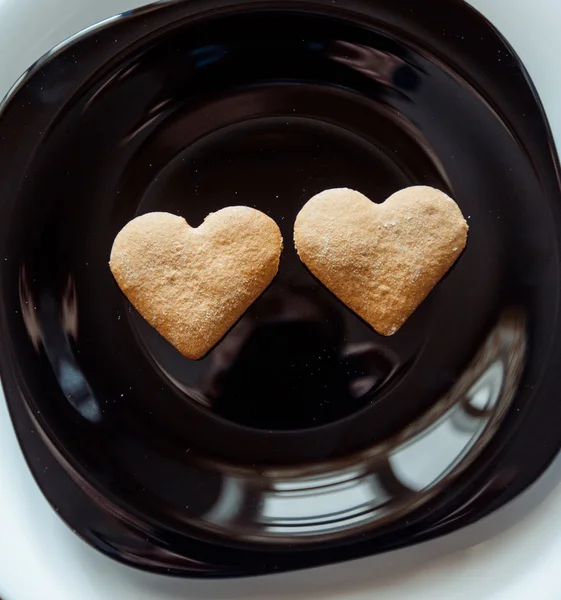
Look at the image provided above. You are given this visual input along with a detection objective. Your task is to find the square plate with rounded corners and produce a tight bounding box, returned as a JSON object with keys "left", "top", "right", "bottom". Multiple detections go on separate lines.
{"left": 1, "top": 0, "right": 561, "bottom": 579}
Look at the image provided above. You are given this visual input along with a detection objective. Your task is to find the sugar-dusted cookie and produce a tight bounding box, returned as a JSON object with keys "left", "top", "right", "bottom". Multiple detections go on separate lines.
{"left": 110, "top": 207, "right": 282, "bottom": 359}
{"left": 294, "top": 186, "right": 468, "bottom": 335}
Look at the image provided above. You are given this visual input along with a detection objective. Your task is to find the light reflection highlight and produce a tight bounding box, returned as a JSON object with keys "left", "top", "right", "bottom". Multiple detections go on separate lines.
{"left": 19, "top": 266, "right": 101, "bottom": 423}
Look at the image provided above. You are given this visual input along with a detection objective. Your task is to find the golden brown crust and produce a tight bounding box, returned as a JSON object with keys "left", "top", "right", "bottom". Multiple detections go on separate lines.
{"left": 294, "top": 186, "right": 468, "bottom": 336}
{"left": 110, "top": 207, "right": 283, "bottom": 359}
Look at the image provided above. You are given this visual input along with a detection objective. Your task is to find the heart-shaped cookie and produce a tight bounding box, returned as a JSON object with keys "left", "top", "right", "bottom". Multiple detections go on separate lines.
{"left": 294, "top": 186, "right": 468, "bottom": 336}
{"left": 110, "top": 207, "right": 282, "bottom": 359}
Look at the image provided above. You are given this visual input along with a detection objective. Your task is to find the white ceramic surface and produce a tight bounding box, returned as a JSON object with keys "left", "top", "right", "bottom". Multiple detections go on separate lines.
{"left": 1, "top": 1, "right": 561, "bottom": 598}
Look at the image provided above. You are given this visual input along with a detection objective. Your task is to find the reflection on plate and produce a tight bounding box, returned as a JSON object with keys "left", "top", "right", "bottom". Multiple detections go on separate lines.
{"left": 1, "top": 0, "right": 561, "bottom": 578}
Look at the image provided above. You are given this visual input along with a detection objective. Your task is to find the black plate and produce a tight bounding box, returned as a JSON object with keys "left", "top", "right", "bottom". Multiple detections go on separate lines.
{"left": 1, "top": 0, "right": 561, "bottom": 578}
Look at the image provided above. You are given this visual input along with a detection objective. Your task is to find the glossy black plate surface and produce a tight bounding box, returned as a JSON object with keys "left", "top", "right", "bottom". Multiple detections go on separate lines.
{"left": 1, "top": 0, "right": 561, "bottom": 578}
